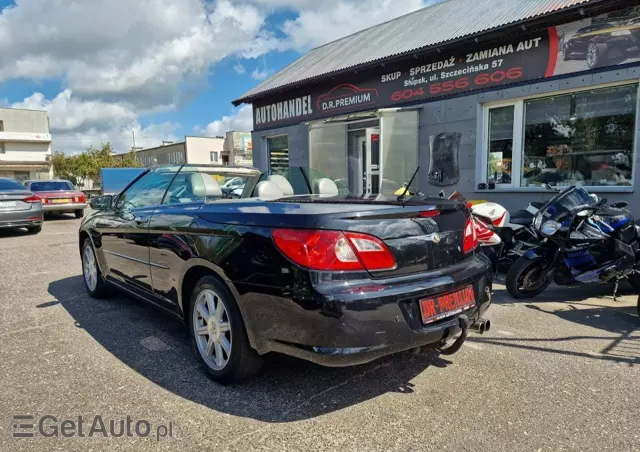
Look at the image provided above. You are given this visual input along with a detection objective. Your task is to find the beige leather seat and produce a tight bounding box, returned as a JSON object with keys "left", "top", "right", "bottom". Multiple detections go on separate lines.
{"left": 267, "top": 174, "right": 294, "bottom": 196}
{"left": 191, "top": 173, "right": 222, "bottom": 199}
{"left": 255, "top": 180, "right": 284, "bottom": 199}
{"left": 314, "top": 178, "right": 339, "bottom": 197}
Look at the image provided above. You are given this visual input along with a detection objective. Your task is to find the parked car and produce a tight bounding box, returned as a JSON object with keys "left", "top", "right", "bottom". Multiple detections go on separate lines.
{"left": 79, "top": 165, "right": 492, "bottom": 384}
{"left": 0, "top": 178, "right": 43, "bottom": 233}
{"left": 563, "top": 21, "right": 640, "bottom": 68}
{"left": 24, "top": 180, "right": 88, "bottom": 218}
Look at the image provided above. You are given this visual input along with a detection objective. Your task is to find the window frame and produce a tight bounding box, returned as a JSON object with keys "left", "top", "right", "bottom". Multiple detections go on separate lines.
{"left": 479, "top": 79, "right": 640, "bottom": 192}
{"left": 265, "top": 134, "right": 290, "bottom": 174}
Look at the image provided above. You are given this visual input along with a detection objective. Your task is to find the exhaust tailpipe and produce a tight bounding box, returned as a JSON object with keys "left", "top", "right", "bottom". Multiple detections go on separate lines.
{"left": 471, "top": 319, "right": 491, "bottom": 334}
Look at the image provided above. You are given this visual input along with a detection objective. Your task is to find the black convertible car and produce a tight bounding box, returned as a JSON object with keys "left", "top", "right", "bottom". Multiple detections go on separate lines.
{"left": 79, "top": 164, "right": 492, "bottom": 383}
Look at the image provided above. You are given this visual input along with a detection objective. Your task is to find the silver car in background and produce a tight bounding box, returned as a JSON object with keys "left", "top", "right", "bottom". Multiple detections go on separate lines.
{"left": 0, "top": 178, "right": 43, "bottom": 234}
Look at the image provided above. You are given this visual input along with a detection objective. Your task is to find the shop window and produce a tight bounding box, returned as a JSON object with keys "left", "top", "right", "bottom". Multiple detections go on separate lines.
{"left": 379, "top": 110, "right": 419, "bottom": 195}
{"left": 267, "top": 135, "right": 289, "bottom": 175}
{"left": 482, "top": 83, "right": 638, "bottom": 189}
{"left": 0, "top": 143, "right": 4, "bottom": 153}
{"left": 210, "top": 151, "right": 218, "bottom": 163}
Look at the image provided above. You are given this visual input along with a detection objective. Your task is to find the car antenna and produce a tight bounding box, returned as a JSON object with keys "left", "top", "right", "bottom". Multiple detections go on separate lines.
{"left": 398, "top": 166, "right": 420, "bottom": 206}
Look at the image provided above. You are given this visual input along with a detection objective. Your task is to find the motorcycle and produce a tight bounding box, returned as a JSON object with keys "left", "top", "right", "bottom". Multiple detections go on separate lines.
{"left": 445, "top": 191, "right": 503, "bottom": 267}
{"left": 505, "top": 185, "right": 640, "bottom": 299}
{"left": 441, "top": 189, "right": 538, "bottom": 267}
{"left": 471, "top": 199, "right": 542, "bottom": 264}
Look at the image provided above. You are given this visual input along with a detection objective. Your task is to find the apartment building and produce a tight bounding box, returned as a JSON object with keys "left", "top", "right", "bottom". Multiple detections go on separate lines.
{"left": 116, "top": 136, "right": 226, "bottom": 167}
{"left": 0, "top": 108, "right": 53, "bottom": 182}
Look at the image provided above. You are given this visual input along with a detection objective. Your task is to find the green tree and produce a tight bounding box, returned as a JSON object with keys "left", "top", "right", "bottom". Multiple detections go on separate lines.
{"left": 51, "top": 142, "right": 143, "bottom": 185}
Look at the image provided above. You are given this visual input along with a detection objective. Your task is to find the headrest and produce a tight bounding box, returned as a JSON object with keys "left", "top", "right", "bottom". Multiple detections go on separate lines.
{"left": 267, "top": 174, "right": 294, "bottom": 196}
{"left": 255, "top": 180, "right": 283, "bottom": 199}
{"left": 314, "top": 178, "right": 339, "bottom": 197}
{"left": 191, "top": 173, "right": 222, "bottom": 198}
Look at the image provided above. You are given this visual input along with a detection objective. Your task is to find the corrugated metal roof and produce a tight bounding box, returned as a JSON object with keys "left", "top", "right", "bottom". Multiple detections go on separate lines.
{"left": 235, "top": 0, "right": 598, "bottom": 104}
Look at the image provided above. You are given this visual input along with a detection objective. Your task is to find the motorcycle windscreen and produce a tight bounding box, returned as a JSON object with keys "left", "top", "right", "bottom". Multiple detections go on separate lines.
{"left": 379, "top": 109, "right": 419, "bottom": 196}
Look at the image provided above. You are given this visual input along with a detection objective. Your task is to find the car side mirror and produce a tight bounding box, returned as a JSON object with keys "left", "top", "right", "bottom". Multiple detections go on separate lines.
{"left": 89, "top": 195, "right": 113, "bottom": 211}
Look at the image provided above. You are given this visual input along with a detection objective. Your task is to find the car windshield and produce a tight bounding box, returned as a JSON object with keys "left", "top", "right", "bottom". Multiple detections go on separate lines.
{"left": 0, "top": 179, "right": 25, "bottom": 190}
{"left": 165, "top": 166, "right": 262, "bottom": 203}
{"left": 101, "top": 168, "right": 146, "bottom": 195}
{"left": 30, "top": 181, "right": 75, "bottom": 191}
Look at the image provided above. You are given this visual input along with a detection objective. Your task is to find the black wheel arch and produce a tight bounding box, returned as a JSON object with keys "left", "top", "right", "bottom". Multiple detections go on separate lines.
{"left": 179, "top": 261, "right": 257, "bottom": 350}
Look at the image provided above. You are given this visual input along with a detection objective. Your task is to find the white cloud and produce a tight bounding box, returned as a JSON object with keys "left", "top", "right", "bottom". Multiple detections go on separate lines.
{"left": 278, "top": 0, "right": 431, "bottom": 50}
{"left": 201, "top": 105, "right": 253, "bottom": 136}
{"left": 251, "top": 67, "right": 272, "bottom": 80}
{"left": 0, "top": 0, "right": 440, "bottom": 154}
{"left": 0, "top": 0, "right": 277, "bottom": 108}
{"left": 12, "top": 90, "right": 179, "bottom": 153}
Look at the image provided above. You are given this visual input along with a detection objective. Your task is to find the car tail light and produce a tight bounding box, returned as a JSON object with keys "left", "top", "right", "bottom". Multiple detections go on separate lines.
{"left": 462, "top": 218, "right": 478, "bottom": 253}
{"left": 419, "top": 209, "right": 440, "bottom": 218}
{"left": 272, "top": 229, "right": 396, "bottom": 271}
{"left": 23, "top": 195, "right": 41, "bottom": 203}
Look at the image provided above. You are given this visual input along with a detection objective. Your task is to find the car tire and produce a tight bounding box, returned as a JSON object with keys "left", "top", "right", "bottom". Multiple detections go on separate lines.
{"left": 505, "top": 257, "right": 552, "bottom": 299}
{"left": 188, "top": 275, "right": 263, "bottom": 384}
{"left": 586, "top": 42, "right": 608, "bottom": 69}
{"left": 562, "top": 44, "right": 572, "bottom": 61}
{"left": 75, "top": 209, "right": 84, "bottom": 219}
{"left": 27, "top": 225, "right": 42, "bottom": 234}
{"left": 81, "top": 238, "right": 110, "bottom": 298}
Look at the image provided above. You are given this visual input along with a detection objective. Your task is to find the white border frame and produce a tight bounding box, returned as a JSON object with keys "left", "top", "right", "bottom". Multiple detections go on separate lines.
{"left": 479, "top": 78, "right": 640, "bottom": 192}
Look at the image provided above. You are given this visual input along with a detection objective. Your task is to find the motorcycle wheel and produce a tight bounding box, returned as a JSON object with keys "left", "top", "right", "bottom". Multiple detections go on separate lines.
{"left": 506, "top": 258, "right": 553, "bottom": 299}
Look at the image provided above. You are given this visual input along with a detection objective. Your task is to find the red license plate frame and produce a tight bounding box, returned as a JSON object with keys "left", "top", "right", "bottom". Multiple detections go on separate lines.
{"left": 419, "top": 285, "right": 476, "bottom": 325}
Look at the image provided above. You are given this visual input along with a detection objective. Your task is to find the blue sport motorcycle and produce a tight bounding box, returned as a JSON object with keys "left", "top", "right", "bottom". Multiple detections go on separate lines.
{"left": 505, "top": 186, "right": 640, "bottom": 299}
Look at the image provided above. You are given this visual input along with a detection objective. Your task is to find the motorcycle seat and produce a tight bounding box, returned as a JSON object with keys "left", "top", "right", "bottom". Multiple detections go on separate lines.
{"left": 510, "top": 209, "right": 534, "bottom": 226}
{"left": 530, "top": 201, "right": 545, "bottom": 209}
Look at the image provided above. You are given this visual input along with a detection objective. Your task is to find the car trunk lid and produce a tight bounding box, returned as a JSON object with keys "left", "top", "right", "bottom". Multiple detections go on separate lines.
{"left": 197, "top": 196, "right": 471, "bottom": 277}
{"left": 0, "top": 190, "right": 38, "bottom": 212}
{"left": 330, "top": 201, "right": 470, "bottom": 278}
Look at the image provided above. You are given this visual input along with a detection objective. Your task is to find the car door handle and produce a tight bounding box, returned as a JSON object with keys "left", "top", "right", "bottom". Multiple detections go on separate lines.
{"left": 135, "top": 217, "right": 150, "bottom": 225}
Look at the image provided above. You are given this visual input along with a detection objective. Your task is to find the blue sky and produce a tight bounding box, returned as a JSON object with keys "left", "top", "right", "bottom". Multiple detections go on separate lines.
{"left": 0, "top": 0, "right": 430, "bottom": 153}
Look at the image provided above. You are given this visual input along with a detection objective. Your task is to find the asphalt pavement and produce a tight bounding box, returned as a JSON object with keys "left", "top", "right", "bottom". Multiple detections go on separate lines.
{"left": 0, "top": 215, "right": 638, "bottom": 451}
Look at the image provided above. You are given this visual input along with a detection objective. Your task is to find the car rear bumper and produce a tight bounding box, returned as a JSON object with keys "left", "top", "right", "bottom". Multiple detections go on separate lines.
{"left": 236, "top": 253, "right": 493, "bottom": 366}
{"left": 0, "top": 207, "right": 43, "bottom": 228}
{"left": 43, "top": 202, "right": 87, "bottom": 212}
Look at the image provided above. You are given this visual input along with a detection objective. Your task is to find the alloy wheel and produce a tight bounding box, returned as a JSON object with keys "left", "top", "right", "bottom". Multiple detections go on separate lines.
{"left": 192, "top": 289, "right": 232, "bottom": 370}
{"left": 586, "top": 44, "right": 597, "bottom": 67}
{"left": 82, "top": 243, "right": 98, "bottom": 292}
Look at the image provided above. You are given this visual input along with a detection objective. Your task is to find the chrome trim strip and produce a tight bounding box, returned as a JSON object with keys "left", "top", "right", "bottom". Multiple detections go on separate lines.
{"left": 103, "top": 250, "right": 169, "bottom": 269}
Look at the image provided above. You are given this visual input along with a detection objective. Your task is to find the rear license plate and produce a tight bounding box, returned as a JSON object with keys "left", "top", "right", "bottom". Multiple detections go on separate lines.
{"left": 52, "top": 198, "right": 71, "bottom": 204}
{"left": 0, "top": 201, "right": 17, "bottom": 208}
{"left": 420, "top": 285, "right": 475, "bottom": 325}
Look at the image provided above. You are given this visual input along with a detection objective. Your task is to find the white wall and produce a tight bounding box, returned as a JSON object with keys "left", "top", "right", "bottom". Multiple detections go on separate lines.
{"left": 185, "top": 136, "right": 225, "bottom": 164}
{"left": 0, "top": 108, "right": 49, "bottom": 134}
{"left": 0, "top": 142, "right": 51, "bottom": 162}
